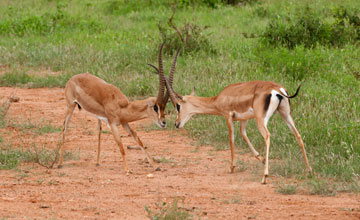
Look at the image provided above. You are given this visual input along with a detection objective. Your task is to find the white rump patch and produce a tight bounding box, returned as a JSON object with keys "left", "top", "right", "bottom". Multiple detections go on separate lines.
{"left": 280, "top": 88, "right": 288, "bottom": 96}
{"left": 264, "top": 90, "right": 281, "bottom": 126}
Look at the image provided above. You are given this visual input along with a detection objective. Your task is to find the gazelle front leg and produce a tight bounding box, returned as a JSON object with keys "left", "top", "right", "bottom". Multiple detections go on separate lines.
{"left": 225, "top": 113, "right": 236, "bottom": 173}
{"left": 122, "top": 123, "right": 159, "bottom": 171}
{"left": 239, "top": 120, "right": 265, "bottom": 164}
{"left": 110, "top": 123, "right": 131, "bottom": 175}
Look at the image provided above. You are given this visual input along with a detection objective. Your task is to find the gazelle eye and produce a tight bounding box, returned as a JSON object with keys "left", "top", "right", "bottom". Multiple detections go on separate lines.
{"left": 153, "top": 105, "right": 159, "bottom": 112}
{"left": 176, "top": 103, "right": 180, "bottom": 112}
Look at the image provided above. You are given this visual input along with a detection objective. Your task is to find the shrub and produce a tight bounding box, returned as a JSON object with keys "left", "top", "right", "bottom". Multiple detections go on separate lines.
{"left": 222, "top": 0, "right": 259, "bottom": 5}
{"left": 145, "top": 198, "right": 192, "bottom": 220}
{"left": 158, "top": 9, "right": 215, "bottom": 55}
{"left": 262, "top": 6, "right": 360, "bottom": 49}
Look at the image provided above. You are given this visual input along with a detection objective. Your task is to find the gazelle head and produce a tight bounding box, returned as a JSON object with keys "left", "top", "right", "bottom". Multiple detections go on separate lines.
{"left": 154, "top": 47, "right": 196, "bottom": 129}
{"left": 148, "top": 42, "right": 181, "bottom": 128}
{"left": 166, "top": 85, "right": 195, "bottom": 129}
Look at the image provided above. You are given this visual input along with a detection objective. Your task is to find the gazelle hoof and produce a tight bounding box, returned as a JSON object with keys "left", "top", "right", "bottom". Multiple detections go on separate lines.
{"left": 155, "top": 167, "right": 161, "bottom": 171}
{"left": 256, "top": 155, "right": 265, "bottom": 164}
{"left": 261, "top": 175, "right": 268, "bottom": 184}
{"left": 57, "top": 165, "right": 63, "bottom": 169}
{"left": 126, "top": 170, "right": 132, "bottom": 176}
{"left": 228, "top": 166, "right": 235, "bottom": 173}
{"left": 96, "top": 163, "right": 100, "bottom": 167}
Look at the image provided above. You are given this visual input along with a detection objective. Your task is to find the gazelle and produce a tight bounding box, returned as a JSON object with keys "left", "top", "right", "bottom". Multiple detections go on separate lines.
{"left": 58, "top": 43, "right": 176, "bottom": 174}
{"left": 163, "top": 72, "right": 312, "bottom": 184}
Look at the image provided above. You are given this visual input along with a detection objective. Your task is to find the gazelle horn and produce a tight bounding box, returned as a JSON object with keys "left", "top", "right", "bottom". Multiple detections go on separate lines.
{"left": 156, "top": 41, "right": 166, "bottom": 105}
{"left": 163, "top": 47, "right": 181, "bottom": 104}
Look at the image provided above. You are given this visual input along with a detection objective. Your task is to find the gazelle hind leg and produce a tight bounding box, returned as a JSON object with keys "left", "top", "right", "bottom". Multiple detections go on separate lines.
{"left": 58, "top": 104, "right": 76, "bottom": 168}
{"left": 96, "top": 119, "right": 102, "bottom": 166}
{"left": 278, "top": 103, "right": 312, "bottom": 173}
{"left": 256, "top": 119, "right": 271, "bottom": 184}
{"left": 255, "top": 93, "right": 279, "bottom": 184}
{"left": 225, "top": 114, "right": 236, "bottom": 173}
{"left": 239, "top": 120, "right": 264, "bottom": 163}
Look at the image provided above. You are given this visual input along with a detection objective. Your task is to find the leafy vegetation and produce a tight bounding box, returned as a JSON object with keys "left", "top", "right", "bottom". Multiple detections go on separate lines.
{"left": 263, "top": 6, "right": 360, "bottom": 49}
{"left": 0, "top": 0, "right": 359, "bottom": 193}
{"left": 145, "top": 198, "right": 192, "bottom": 220}
{"left": 0, "top": 142, "right": 78, "bottom": 170}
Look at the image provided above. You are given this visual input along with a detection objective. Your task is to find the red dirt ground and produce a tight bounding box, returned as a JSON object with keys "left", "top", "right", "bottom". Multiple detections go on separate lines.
{"left": 0, "top": 87, "right": 359, "bottom": 220}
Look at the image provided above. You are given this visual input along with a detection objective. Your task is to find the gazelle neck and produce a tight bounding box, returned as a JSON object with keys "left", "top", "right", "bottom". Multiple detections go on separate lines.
{"left": 123, "top": 98, "right": 151, "bottom": 122}
{"left": 185, "top": 96, "right": 219, "bottom": 115}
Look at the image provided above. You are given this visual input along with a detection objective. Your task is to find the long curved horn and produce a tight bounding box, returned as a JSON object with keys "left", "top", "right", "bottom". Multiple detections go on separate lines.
{"left": 148, "top": 63, "right": 159, "bottom": 73}
{"left": 164, "top": 76, "right": 179, "bottom": 106}
{"left": 163, "top": 47, "right": 181, "bottom": 104}
{"left": 156, "top": 42, "right": 166, "bottom": 105}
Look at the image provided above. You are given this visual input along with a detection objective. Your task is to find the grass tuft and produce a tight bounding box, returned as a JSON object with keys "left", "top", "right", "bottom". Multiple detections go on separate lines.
{"left": 145, "top": 198, "right": 192, "bottom": 220}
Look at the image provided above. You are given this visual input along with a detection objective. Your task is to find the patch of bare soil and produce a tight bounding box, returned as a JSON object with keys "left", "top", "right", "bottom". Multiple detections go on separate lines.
{"left": 0, "top": 87, "right": 359, "bottom": 219}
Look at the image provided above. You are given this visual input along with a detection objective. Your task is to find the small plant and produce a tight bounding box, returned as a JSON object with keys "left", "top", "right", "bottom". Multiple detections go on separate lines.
{"left": 158, "top": 7, "right": 215, "bottom": 55}
{"left": 276, "top": 182, "right": 298, "bottom": 195}
{"left": 0, "top": 101, "right": 10, "bottom": 128}
{"left": 236, "top": 159, "right": 248, "bottom": 172}
{"left": 145, "top": 198, "right": 192, "bottom": 220}
{"left": 0, "top": 140, "right": 78, "bottom": 170}
{"left": 306, "top": 178, "right": 337, "bottom": 196}
{"left": 223, "top": 195, "right": 242, "bottom": 204}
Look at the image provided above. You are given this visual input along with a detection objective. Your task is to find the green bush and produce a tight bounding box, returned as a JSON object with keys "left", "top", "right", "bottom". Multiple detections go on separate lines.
{"left": 158, "top": 20, "right": 215, "bottom": 55}
{"left": 262, "top": 6, "right": 360, "bottom": 49}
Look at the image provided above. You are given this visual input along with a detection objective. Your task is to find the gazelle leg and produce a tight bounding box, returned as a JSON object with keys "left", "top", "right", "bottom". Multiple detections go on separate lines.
{"left": 96, "top": 119, "right": 102, "bottom": 166}
{"left": 122, "top": 123, "right": 159, "bottom": 170}
{"left": 58, "top": 104, "right": 75, "bottom": 168}
{"left": 225, "top": 114, "right": 236, "bottom": 173}
{"left": 239, "top": 120, "right": 265, "bottom": 163}
{"left": 278, "top": 109, "right": 312, "bottom": 173}
{"left": 255, "top": 94, "right": 279, "bottom": 184}
{"left": 256, "top": 119, "right": 271, "bottom": 184}
{"left": 110, "top": 123, "right": 130, "bottom": 175}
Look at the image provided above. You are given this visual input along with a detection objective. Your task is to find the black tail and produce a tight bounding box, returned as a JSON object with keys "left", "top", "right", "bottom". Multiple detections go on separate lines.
{"left": 281, "top": 84, "right": 301, "bottom": 99}
{"left": 74, "top": 101, "right": 82, "bottom": 110}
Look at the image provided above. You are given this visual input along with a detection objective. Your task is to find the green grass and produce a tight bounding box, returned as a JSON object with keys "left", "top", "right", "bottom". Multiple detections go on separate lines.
{"left": 0, "top": 101, "right": 10, "bottom": 128}
{"left": 145, "top": 198, "right": 192, "bottom": 220}
{"left": 0, "top": 0, "right": 359, "bottom": 193}
{"left": 8, "top": 118, "right": 62, "bottom": 135}
{"left": 0, "top": 144, "right": 79, "bottom": 170}
{"left": 276, "top": 182, "right": 298, "bottom": 195}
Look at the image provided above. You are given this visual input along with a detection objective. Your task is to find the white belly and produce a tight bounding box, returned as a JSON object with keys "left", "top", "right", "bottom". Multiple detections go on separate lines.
{"left": 74, "top": 99, "right": 109, "bottom": 125}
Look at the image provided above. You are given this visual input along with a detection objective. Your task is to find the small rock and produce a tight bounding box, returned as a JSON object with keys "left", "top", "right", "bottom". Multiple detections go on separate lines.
{"left": 147, "top": 174, "right": 154, "bottom": 179}
{"left": 9, "top": 96, "right": 19, "bottom": 103}
{"left": 152, "top": 156, "right": 162, "bottom": 163}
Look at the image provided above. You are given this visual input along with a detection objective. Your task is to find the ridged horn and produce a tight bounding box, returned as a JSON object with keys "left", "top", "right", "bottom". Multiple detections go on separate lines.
{"left": 163, "top": 47, "right": 181, "bottom": 104}
{"left": 156, "top": 41, "right": 166, "bottom": 105}
{"left": 164, "top": 75, "right": 179, "bottom": 106}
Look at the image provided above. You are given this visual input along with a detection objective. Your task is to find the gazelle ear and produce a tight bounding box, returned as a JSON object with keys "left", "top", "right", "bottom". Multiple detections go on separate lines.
{"left": 146, "top": 98, "right": 156, "bottom": 107}
{"left": 190, "top": 87, "right": 196, "bottom": 96}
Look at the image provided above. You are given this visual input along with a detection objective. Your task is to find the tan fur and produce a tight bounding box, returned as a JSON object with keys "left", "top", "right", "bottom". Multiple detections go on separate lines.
{"left": 172, "top": 80, "right": 312, "bottom": 184}
{"left": 59, "top": 73, "right": 162, "bottom": 173}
